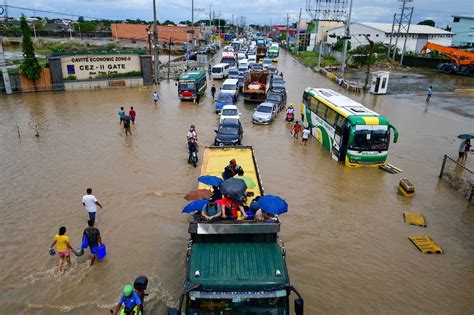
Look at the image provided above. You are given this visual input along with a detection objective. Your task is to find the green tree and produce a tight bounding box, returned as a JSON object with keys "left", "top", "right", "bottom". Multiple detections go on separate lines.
{"left": 78, "top": 16, "right": 85, "bottom": 23}
{"left": 73, "top": 21, "right": 98, "bottom": 32}
{"left": 334, "top": 38, "right": 351, "bottom": 52}
{"left": 417, "top": 19, "right": 435, "bottom": 27}
{"left": 179, "top": 20, "right": 192, "bottom": 26}
{"left": 162, "top": 20, "right": 176, "bottom": 26}
{"left": 19, "top": 15, "right": 42, "bottom": 88}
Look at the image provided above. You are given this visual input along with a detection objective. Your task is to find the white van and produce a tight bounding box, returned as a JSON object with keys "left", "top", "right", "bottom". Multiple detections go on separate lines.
{"left": 238, "top": 59, "right": 249, "bottom": 73}
{"left": 211, "top": 63, "right": 230, "bottom": 80}
{"left": 237, "top": 52, "right": 246, "bottom": 60}
{"left": 220, "top": 78, "right": 239, "bottom": 101}
{"left": 248, "top": 55, "right": 257, "bottom": 65}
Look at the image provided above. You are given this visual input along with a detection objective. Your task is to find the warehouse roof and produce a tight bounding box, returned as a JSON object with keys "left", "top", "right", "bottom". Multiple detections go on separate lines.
{"left": 329, "top": 22, "right": 453, "bottom": 35}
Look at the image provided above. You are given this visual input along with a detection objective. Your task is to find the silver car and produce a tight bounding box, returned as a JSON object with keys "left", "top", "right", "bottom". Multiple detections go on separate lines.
{"left": 252, "top": 102, "right": 278, "bottom": 125}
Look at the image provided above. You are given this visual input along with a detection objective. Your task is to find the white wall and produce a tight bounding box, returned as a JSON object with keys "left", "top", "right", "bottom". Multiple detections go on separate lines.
{"left": 327, "top": 23, "right": 453, "bottom": 53}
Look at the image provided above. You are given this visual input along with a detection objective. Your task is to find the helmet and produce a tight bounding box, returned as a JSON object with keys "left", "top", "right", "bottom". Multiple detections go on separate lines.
{"left": 289, "top": 103, "right": 294, "bottom": 108}
{"left": 123, "top": 284, "right": 134, "bottom": 297}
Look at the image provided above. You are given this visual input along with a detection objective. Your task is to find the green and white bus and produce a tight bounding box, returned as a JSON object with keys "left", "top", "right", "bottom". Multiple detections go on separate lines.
{"left": 178, "top": 71, "right": 207, "bottom": 101}
{"left": 267, "top": 44, "right": 279, "bottom": 62}
{"left": 301, "top": 88, "right": 399, "bottom": 167}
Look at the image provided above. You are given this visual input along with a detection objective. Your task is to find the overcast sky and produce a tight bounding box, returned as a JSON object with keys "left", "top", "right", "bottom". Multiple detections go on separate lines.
{"left": 6, "top": 0, "right": 473, "bottom": 28}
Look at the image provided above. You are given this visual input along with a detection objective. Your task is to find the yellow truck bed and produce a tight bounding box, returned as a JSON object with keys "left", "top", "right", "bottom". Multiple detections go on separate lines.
{"left": 199, "top": 146, "right": 264, "bottom": 204}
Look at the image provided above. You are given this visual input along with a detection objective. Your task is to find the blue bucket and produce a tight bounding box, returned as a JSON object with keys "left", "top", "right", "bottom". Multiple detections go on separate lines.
{"left": 97, "top": 244, "right": 107, "bottom": 260}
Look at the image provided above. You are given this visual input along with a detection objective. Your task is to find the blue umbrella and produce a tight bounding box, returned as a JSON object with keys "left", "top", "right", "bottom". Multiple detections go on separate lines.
{"left": 198, "top": 175, "right": 223, "bottom": 187}
{"left": 258, "top": 195, "right": 288, "bottom": 215}
{"left": 182, "top": 199, "right": 208, "bottom": 213}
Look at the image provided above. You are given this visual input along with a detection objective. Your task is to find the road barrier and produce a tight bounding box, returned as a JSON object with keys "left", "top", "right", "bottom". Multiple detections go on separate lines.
{"left": 439, "top": 155, "right": 474, "bottom": 203}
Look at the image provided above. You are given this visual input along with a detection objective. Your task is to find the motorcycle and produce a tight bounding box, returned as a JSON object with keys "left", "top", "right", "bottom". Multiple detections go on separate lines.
{"left": 286, "top": 111, "right": 294, "bottom": 122}
{"left": 110, "top": 276, "right": 148, "bottom": 315}
{"left": 189, "top": 150, "right": 198, "bottom": 168}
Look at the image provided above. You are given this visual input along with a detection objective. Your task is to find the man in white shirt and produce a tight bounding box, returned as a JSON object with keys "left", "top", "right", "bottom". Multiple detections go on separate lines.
{"left": 302, "top": 127, "right": 311, "bottom": 146}
{"left": 82, "top": 188, "right": 103, "bottom": 222}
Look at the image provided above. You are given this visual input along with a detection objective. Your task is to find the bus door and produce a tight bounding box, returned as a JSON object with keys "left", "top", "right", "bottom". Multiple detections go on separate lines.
{"left": 334, "top": 120, "right": 351, "bottom": 162}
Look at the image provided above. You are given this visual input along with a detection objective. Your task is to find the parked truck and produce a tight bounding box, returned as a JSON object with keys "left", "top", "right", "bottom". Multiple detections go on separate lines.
{"left": 169, "top": 146, "right": 304, "bottom": 315}
{"left": 243, "top": 69, "right": 270, "bottom": 102}
{"left": 421, "top": 42, "right": 474, "bottom": 76}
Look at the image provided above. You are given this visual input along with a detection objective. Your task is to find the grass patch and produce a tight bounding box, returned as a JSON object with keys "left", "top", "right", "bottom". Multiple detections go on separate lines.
{"left": 293, "top": 51, "right": 339, "bottom": 68}
{"left": 96, "top": 71, "right": 142, "bottom": 79}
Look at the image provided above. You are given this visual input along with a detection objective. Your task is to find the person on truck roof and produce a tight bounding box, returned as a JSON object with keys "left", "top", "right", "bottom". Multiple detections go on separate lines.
{"left": 223, "top": 159, "right": 243, "bottom": 179}
{"left": 221, "top": 193, "right": 247, "bottom": 220}
{"left": 201, "top": 197, "right": 222, "bottom": 222}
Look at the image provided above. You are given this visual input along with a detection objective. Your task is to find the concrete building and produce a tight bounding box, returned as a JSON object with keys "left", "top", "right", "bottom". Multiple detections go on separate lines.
{"left": 111, "top": 24, "right": 200, "bottom": 45}
{"left": 326, "top": 22, "right": 453, "bottom": 53}
{"left": 451, "top": 16, "right": 474, "bottom": 47}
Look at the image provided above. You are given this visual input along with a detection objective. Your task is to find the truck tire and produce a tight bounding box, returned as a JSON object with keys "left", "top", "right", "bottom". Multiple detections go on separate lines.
{"left": 466, "top": 67, "right": 474, "bottom": 77}
{"left": 441, "top": 64, "right": 454, "bottom": 74}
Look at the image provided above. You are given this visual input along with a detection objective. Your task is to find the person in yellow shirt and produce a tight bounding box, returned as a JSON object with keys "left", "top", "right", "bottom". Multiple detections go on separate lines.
{"left": 50, "top": 226, "right": 74, "bottom": 272}
{"left": 300, "top": 103, "right": 305, "bottom": 122}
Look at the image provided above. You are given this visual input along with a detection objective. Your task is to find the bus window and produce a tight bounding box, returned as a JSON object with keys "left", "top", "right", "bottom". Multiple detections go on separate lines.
{"left": 309, "top": 97, "right": 318, "bottom": 113}
{"left": 326, "top": 108, "right": 337, "bottom": 126}
{"left": 303, "top": 91, "right": 310, "bottom": 105}
{"left": 350, "top": 126, "right": 372, "bottom": 151}
{"left": 335, "top": 114, "right": 344, "bottom": 132}
{"left": 316, "top": 101, "right": 327, "bottom": 120}
{"left": 179, "top": 82, "right": 195, "bottom": 91}
{"left": 371, "top": 126, "right": 390, "bottom": 150}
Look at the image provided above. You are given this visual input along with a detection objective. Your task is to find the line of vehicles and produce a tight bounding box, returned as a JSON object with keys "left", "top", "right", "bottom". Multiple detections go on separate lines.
{"left": 177, "top": 33, "right": 399, "bottom": 167}
{"left": 167, "top": 32, "right": 401, "bottom": 315}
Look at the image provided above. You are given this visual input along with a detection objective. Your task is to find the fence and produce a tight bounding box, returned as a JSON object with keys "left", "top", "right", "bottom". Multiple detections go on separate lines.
{"left": 439, "top": 155, "right": 474, "bottom": 203}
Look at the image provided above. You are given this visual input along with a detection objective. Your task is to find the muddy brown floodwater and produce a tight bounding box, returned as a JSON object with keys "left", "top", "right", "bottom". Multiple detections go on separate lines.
{"left": 0, "top": 50, "right": 473, "bottom": 314}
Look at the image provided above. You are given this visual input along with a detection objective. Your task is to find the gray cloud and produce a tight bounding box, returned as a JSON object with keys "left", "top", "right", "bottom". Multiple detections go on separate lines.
{"left": 6, "top": 0, "right": 471, "bottom": 27}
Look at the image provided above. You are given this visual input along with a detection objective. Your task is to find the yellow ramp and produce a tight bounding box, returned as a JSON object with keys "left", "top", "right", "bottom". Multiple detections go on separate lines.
{"left": 403, "top": 212, "right": 426, "bottom": 227}
{"left": 409, "top": 236, "right": 443, "bottom": 254}
{"left": 199, "top": 147, "right": 262, "bottom": 204}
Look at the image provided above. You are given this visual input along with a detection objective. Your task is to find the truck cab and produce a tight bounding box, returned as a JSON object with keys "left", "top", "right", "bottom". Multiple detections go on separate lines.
{"left": 174, "top": 221, "right": 303, "bottom": 315}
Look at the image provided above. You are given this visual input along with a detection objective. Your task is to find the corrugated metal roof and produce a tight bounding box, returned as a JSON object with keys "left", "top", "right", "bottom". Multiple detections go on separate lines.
{"left": 188, "top": 242, "right": 288, "bottom": 290}
{"left": 328, "top": 22, "right": 453, "bottom": 35}
{"left": 361, "top": 22, "right": 453, "bottom": 35}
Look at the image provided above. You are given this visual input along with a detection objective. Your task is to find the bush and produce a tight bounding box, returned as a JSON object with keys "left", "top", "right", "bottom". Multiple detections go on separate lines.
{"left": 64, "top": 75, "right": 77, "bottom": 80}
{"left": 96, "top": 71, "right": 142, "bottom": 79}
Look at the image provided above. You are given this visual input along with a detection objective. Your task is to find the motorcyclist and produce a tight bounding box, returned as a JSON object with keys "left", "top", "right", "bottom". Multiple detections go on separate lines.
{"left": 187, "top": 125, "right": 197, "bottom": 142}
{"left": 188, "top": 137, "right": 199, "bottom": 163}
{"left": 113, "top": 284, "right": 142, "bottom": 315}
{"left": 286, "top": 104, "right": 295, "bottom": 121}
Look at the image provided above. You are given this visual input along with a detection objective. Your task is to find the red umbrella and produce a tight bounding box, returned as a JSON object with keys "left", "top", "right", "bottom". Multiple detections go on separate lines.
{"left": 184, "top": 189, "right": 212, "bottom": 201}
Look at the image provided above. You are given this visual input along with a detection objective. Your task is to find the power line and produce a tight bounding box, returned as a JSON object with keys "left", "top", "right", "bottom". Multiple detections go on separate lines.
{"left": 4, "top": 4, "right": 106, "bottom": 20}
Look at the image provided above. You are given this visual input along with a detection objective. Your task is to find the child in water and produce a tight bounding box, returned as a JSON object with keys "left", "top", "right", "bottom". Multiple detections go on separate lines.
{"left": 50, "top": 226, "right": 74, "bottom": 272}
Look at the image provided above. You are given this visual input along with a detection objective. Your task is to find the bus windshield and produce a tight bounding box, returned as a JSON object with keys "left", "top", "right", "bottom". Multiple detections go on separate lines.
{"left": 188, "top": 297, "right": 287, "bottom": 315}
{"left": 179, "top": 82, "right": 195, "bottom": 91}
{"left": 350, "top": 125, "right": 390, "bottom": 151}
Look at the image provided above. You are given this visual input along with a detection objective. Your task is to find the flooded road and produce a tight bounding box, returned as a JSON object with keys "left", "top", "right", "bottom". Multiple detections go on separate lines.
{"left": 0, "top": 49, "right": 473, "bottom": 314}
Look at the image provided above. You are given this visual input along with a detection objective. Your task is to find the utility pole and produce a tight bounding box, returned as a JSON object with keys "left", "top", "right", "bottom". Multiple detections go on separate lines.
{"left": 388, "top": 13, "right": 396, "bottom": 57}
{"left": 296, "top": 8, "right": 302, "bottom": 53}
{"left": 339, "top": 0, "right": 353, "bottom": 78}
{"left": 0, "top": 39, "right": 12, "bottom": 95}
{"left": 167, "top": 37, "right": 172, "bottom": 80}
{"left": 191, "top": 0, "right": 194, "bottom": 51}
{"left": 399, "top": 6, "right": 414, "bottom": 65}
{"left": 286, "top": 13, "right": 290, "bottom": 49}
{"left": 152, "top": 0, "right": 160, "bottom": 84}
{"left": 317, "top": 40, "right": 323, "bottom": 69}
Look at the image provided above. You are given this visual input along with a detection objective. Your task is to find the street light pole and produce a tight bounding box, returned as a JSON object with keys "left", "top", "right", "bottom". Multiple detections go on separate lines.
{"left": 339, "top": 0, "right": 353, "bottom": 77}
{"left": 152, "top": 0, "right": 160, "bottom": 84}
